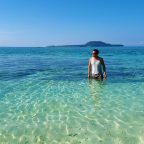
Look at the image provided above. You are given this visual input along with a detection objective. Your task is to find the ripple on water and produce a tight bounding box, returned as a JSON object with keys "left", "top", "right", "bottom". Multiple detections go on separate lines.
{"left": 0, "top": 77, "right": 144, "bottom": 143}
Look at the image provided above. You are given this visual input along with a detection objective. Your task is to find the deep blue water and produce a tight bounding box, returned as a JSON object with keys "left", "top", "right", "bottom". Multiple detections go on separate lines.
{"left": 0, "top": 46, "right": 144, "bottom": 82}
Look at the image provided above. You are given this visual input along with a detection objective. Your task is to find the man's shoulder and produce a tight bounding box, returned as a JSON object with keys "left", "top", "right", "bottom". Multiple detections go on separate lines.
{"left": 98, "top": 56, "right": 103, "bottom": 61}
{"left": 89, "top": 57, "right": 93, "bottom": 61}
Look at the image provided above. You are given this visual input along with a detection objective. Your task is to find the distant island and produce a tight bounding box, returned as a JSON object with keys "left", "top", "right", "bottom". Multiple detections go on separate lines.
{"left": 46, "top": 41, "right": 124, "bottom": 47}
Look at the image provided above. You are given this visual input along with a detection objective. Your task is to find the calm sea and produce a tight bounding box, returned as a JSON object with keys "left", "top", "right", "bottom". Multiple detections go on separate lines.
{"left": 0, "top": 46, "right": 144, "bottom": 144}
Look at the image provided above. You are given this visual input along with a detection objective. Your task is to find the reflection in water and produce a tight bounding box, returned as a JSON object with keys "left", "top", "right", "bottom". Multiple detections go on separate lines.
{"left": 88, "top": 79, "right": 105, "bottom": 96}
{"left": 88, "top": 79, "right": 106, "bottom": 110}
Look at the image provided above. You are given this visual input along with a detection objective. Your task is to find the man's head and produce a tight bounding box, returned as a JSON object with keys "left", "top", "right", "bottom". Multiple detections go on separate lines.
{"left": 92, "top": 49, "right": 99, "bottom": 57}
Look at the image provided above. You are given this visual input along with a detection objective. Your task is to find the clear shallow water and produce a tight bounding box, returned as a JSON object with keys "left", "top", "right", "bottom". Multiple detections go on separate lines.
{"left": 0, "top": 46, "right": 144, "bottom": 144}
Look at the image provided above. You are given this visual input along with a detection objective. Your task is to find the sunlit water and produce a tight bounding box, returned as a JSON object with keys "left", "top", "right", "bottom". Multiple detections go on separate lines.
{"left": 0, "top": 46, "right": 144, "bottom": 144}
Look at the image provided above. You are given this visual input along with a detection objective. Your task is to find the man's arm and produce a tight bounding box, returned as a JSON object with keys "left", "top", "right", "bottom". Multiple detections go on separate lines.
{"left": 88, "top": 59, "right": 91, "bottom": 78}
{"left": 100, "top": 58, "right": 107, "bottom": 79}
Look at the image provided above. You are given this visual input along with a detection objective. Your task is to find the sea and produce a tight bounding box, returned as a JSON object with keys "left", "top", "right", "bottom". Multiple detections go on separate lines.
{"left": 0, "top": 46, "right": 144, "bottom": 144}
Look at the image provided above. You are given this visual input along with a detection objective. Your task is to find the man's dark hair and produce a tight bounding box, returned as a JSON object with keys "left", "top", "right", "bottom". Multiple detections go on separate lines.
{"left": 93, "top": 49, "right": 99, "bottom": 54}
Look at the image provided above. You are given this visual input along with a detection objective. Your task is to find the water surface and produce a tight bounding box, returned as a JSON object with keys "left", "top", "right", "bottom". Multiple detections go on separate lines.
{"left": 0, "top": 46, "right": 144, "bottom": 144}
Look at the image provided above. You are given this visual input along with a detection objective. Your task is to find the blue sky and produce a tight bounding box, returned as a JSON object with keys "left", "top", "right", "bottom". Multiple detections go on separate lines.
{"left": 0, "top": 0, "right": 144, "bottom": 46}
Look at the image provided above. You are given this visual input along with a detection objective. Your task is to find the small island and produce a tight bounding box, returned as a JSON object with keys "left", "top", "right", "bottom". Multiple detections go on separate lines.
{"left": 84, "top": 41, "right": 123, "bottom": 47}
{"left": 46, "top": 41, "right": 124, "bottom": 47}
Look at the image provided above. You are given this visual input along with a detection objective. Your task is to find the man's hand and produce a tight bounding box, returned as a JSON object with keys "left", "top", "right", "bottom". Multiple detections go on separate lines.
{"left": 103, "top": 72, "right": 107, "bottom": 80}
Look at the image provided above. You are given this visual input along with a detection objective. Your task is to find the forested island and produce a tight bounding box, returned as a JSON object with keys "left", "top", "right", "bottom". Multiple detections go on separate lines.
{"left": 46, "top": 41, "right": 124, "bottom": 47}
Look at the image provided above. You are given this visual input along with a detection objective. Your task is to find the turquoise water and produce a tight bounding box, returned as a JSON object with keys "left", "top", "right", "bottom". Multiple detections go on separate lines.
{"left": 0, "top": 46, "right": 144, "bottom": 144}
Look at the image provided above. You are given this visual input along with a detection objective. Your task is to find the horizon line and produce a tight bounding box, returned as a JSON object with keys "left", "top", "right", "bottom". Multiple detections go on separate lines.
{"left": 1, "top": 45, "right": 144, "bottom": 48}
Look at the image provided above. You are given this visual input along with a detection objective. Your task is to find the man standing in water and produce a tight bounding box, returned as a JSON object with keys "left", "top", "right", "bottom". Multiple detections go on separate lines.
{"left": 88, "top": 49, "right": 107, "bottom": 80}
